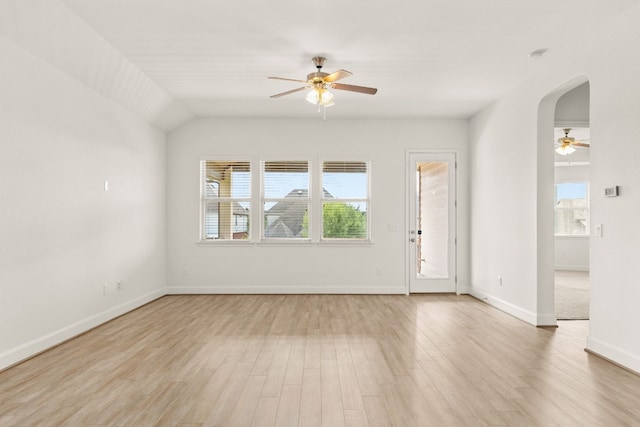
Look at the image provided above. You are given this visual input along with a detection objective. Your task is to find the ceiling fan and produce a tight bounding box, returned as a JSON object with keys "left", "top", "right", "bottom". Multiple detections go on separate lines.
{"left": 268, "top": 57, "right": 377, "bottom": 116}
{"left": 555, "top": 128, "right": 590, "bottom": 155}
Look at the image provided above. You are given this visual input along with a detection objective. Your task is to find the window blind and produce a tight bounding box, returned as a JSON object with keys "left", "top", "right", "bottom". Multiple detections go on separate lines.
{"left": 262, "top": 161, "right": 310, "bottom": 239}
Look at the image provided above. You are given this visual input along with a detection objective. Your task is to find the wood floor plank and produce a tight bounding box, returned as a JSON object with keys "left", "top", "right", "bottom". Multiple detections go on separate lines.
{"left": 335, "top": 335, "right": 364, "bottom": 411}
{"left": 261, "top": 342, "right": 292, "bottom": 398}
{"left": 274, "top": 383, "right": 301, "bottom": 427}
{"left": 251, "top": 397, "right": 280, "bottom": 427}
{"left": 1, "top": 295, "right": 640, "bottom": 427}
{"left": 362, "top": 396, "right": 391, "bottom": 427}
{"left": 298, "top": 368, "right": 322, "bottom": 427}
{"left": 283, "top": 336, "right": 305, "bottom": 385}
{"left": 347, "top": 336, "right": 381, "bottom": 397}
{"left": 344, "top": 409, "right": 369, "bottom": 427}
{"left": 320, "top": 359, "right": 346, "bottom": 427}
{"left": 203, "top": 360, "right": 254, "bottom": 426}
{"left": 226, "top": 375, "right": 267, "bottom": 427}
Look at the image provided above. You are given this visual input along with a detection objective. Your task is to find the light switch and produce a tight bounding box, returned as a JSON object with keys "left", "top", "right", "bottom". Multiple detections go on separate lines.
{"left": 595, "top": 224, "right": 603, "bottom": 237}
{"left": 104, "top": 180, "right": 109, "bottom": 191}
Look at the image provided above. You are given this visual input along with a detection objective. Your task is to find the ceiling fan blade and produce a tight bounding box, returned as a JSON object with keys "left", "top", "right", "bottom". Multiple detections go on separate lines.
{"left": 331, "top": 83, "right": 378, "bottom": 95}
{"left": 270, "top": 87, "right": 308, "bottom": 98}
{"left": 573, "top": 142, "right": 590, "bottom": 148}
{"left": 268, "top": 76, "right": 308, "bottom": 83}
{"left": 323, "top": 69, "right": 353, "bottom": 83}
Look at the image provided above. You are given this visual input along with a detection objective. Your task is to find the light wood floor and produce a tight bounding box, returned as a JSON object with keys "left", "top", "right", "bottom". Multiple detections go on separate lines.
{"left": 2, "top": 295, "right": 640, "bottom": 426}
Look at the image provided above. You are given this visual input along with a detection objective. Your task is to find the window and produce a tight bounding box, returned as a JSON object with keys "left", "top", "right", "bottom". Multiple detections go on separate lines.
{"left": 321, "top": 161, "right": 369, "bottom": 239}
{"left": 555, "top": 182, "right": 589, "bottom": 236}
{"left": 200, "top": 159, "right": 370, "bottom": 244}
{"left": 262, "top": 161, "right": 310, "bottom": 239}
{"left": 201, "top": 161, "right": 251, "bottom": 240}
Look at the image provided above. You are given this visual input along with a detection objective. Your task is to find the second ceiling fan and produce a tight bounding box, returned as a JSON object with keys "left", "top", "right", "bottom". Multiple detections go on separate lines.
{"left": 555, "top": 128, "right": 590, "bottom": 155}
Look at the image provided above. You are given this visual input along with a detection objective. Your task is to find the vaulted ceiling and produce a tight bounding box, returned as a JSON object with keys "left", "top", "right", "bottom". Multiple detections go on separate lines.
{"left": 4, "top": 1, "right": 640, "bottom": 130}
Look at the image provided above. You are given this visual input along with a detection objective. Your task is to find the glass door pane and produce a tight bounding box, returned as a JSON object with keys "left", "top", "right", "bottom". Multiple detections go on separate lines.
{"left": 416, "top": 161, "right": 449, "bottom": 279}
{"left": 408, "top": 152, "right": 456, "bottom": 293}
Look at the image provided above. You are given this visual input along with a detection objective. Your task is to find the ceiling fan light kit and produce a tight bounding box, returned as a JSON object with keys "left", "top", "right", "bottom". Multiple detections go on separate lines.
{"left": 555, "top": 128, "right": 589, "bottom": 156}
{"left": 269, "top": 56, "right": 378, "bottom": 119}
{"left": 555, "top": 145, "right": 576, "bottom": 155}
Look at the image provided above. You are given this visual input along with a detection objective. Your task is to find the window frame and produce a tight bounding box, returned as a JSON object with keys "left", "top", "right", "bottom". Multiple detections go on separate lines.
{"left": 260, "top": 159, "right": 312, "bottom": 243}
{"left": 199, "top": 159, "right": 253, "bottom": 244}
{"left": 319, "top": 160, "right": 371, "bottom": 242}
{"left": 199, "top": 157, "right": 372, "bottom": 245}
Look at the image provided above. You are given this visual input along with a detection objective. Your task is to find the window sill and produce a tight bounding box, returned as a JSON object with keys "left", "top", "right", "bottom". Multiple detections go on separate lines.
{"left": 258, "top": 240, "right": 315, "bottom": 246}
{"left": 197, "top": 239, "right": 374, "bottom": 247}
{"left": 197, "top": 240, "right": 254, "bottom": 246}
{"left": 317, "top": 239, "right": 373, "bottom": 246}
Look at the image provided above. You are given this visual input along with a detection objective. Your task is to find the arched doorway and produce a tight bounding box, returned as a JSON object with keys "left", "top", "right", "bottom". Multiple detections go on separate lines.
{"left": 536, "top": 76, "right": 590, "bottom": 326}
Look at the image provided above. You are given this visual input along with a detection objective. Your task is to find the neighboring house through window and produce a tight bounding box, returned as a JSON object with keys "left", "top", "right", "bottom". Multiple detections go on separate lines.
{"left": 263, "top": 161, "right": 310, "bottom": 240}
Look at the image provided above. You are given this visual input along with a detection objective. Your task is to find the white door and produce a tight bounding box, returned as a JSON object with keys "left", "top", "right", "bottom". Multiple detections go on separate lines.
{"left": 408, "top": 153, "right": 457, "bottom": 293}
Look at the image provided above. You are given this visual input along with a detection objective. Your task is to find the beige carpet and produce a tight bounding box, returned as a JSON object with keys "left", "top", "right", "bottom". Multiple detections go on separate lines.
{"left": 555, "top": 270, "right": 590, "bottom": 320}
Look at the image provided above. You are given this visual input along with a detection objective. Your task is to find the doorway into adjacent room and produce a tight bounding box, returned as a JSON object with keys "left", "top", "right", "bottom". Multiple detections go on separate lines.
{"left": 553, "top": 83, "right": 591, "bottom": 321}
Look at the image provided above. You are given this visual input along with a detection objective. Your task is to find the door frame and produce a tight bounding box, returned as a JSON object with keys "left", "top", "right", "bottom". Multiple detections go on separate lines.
{"left": 405, "top": 149, "right": 459, "bottom": 294}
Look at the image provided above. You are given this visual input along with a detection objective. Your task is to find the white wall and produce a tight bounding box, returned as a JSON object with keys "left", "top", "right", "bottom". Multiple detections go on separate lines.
{"left": 555, "top": 82, "right": 590, "bottom": 126}
{"left": 0, "top": 37, "right": 166, "bottom": 369}
{"left": 470, "top": 3, "right": 640, "bottom": 373}
{"left": 555, "top": 164, "right": 590, "bottom": 271}
{"left": 167, "top": 118, "right": 469, "bottom": 294}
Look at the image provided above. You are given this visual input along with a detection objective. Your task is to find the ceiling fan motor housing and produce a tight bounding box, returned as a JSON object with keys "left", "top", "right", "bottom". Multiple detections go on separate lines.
{"left": 312, "top": 56, "right": 326, "bottom": 69}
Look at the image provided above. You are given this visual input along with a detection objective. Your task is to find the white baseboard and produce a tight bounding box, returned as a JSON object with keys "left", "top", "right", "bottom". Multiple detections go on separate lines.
{"left": 586, "top": 336, "right": 640, "bottom": 375}
{"left": 555, "top": 265, "right": 589, "bottom": 272}
{"left": 165, "top": 286, "right": 405, "bottom": 295}
{"left": 0, "top": 289, "right": 165, "bottom": 371}
{"left": 468, "top": 288, "right": 538, "bottom": 326}
{"left": 536, "top": 312, "right": 559, "bottom": 326}
{"left": 457, "top": 284, "right": 472, "bottom": 294}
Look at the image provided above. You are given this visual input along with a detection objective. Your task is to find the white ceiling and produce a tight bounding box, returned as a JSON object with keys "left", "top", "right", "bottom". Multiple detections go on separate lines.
{"left": 53, "top": 0, "right": 639, "bottom": 122}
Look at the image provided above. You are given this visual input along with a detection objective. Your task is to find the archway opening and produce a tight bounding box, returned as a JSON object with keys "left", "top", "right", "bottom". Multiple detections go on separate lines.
{"left": 536, "top": 76, "right": 590, "bottom": 326}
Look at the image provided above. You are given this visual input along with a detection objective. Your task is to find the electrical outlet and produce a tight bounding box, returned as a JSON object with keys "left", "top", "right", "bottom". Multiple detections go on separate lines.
{"left": 103, "top": 284, "right": 109, "bottom": 295}
{"left": 117, "top": 281, "right": 123, "bottom": 291}
{"left": 498, "top": 275, "right": 503, "bottom": 287}
{"left": 376, "top": 267, "right": 383, "bottom": 276}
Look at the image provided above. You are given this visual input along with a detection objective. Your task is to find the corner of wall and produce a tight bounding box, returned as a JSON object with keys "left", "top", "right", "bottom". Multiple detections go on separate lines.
{"left": 0, "top": 290, "right": 166, "bottom": 371}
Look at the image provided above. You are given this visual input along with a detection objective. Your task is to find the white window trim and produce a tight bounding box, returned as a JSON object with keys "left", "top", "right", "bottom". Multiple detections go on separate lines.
{"left": 318, "top": 158, "right": 372, "bottom": 243}
{"left": 199, "top": 157, "right": 255, "bottom": 244}
{"left": 260, "top": 159, "right": 312, "bottom": 243}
